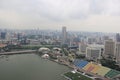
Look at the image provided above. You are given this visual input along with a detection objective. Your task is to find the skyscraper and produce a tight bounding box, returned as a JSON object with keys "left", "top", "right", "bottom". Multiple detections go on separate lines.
{"left": 115, "top": 42, "right": 120, "bottom": 66}
{"left": 104, "top": 39, "right": 115, "bottom": 58}
{"left": 86, "top": 46, "right": 101, "bottom": 61}
{"left": 62, "top": 26, "right": 67, "bottom": 44}
{"left": 17, "top": 33, "right": 21, "bottom": 40}
{"left": 115, "top": 34, "right": 120, "bottom": 66}
{"left": 116, "top": 33, "right": 120, "bottom": 42}
{"left": 1, "top": 32, "right": 6, "bottom": 39}
{"left": 79, "top": 42, "right": 87, "bottom": 53}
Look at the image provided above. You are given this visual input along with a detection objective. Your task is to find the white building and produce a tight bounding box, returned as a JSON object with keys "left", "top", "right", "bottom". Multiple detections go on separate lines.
{"left": 86, "top": 46, "right": 101, "bottom": 61}
{"left": 41, "top": 54, "right": 49, "bottom": 59}
{"left": 53, "top": 47, "right": 61, "bottom": 53}
{"left": 29, "top": 39, "right": 41, "bottom": 45}
{"left": 38, "top": 47, "right": 50, "bottom": 54}
{"left": 79, "top": 42, "right": 87, "bottom": 53}
{"left": 6, "top": 32, "right": 11, "bottom": 41}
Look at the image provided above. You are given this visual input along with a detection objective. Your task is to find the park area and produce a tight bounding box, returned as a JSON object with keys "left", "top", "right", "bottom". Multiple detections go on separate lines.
{"left": 64, "top": 71, "right": 93, "bottom": 80}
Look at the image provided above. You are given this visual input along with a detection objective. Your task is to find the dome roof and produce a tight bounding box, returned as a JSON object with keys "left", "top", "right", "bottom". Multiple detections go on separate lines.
{"left": 38, "top": 47, "right": 50, "bottom": 51}
{"left": 53, "top": 47, "right": 61, "bottom": 51}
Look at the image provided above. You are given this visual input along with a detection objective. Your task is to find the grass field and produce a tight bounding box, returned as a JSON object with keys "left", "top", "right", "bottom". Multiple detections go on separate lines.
{"left": 64, "top": 71, "right": 93, "bottom": 80}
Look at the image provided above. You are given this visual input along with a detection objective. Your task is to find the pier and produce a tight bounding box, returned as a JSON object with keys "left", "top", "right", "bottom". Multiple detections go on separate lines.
{"left": 0, "top": 50, "right": 37, "bottom": 55}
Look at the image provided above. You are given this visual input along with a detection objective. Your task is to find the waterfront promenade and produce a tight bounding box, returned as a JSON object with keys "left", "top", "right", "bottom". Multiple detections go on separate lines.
{"left": 0, "top": 50, "right": 37, "bottom": 55}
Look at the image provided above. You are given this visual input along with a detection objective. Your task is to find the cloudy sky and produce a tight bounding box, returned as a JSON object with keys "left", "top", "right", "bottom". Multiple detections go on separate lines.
{"left": 0, "top": 0, "right": 120, "bottom": 32}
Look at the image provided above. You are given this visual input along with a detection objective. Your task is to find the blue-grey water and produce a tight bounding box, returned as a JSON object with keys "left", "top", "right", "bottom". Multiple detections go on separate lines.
{"left": 0, "top": 53, "right": 70, "bottom": 80}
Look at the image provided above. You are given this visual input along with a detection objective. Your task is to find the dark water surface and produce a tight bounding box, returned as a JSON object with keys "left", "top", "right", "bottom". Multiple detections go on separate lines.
{"left": 0, "top": 54, "right": 70, "bottom": 80}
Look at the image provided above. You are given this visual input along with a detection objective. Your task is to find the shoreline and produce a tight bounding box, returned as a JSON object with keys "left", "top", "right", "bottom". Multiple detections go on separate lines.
{"left": 49, "top": 58, "right": 74, "bottom": 69}
{"left": 48, "top": 59, "right": 74, "bottom": 80}
{"left": 47, "top": 58, "right": 109, "bottom": 80}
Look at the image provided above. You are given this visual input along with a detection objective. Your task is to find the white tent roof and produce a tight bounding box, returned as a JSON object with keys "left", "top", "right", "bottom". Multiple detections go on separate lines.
{"left": 39, "top": 47, "right": 50, "bottom": 51}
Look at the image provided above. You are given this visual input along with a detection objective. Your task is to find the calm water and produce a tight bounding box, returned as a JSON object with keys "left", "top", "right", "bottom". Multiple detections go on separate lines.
{"left": 0, "top": 53, "right": 71, "bottom": 80}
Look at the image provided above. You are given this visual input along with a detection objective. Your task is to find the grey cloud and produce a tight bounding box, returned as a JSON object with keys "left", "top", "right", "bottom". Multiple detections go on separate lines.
{"left": 90, "top": 0, "right": 120, "bottom": 15}
{"left": 1, "top": 0, "right": 120, "bottom": 21}
{"left": 0, "top": 0, "right": 120, "bottom": 32}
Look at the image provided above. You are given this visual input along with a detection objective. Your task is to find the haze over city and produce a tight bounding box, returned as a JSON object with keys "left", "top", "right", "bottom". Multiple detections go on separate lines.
{"left": 1, "top": 0, "right": 120, "bottom": 80}
{"left": 0, "top": 0, "right": 120, "bottom": 32}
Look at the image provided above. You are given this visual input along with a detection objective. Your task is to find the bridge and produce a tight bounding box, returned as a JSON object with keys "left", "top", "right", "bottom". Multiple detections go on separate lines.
{"left": 0, "top": 50, "right": 37, "bottom": 55}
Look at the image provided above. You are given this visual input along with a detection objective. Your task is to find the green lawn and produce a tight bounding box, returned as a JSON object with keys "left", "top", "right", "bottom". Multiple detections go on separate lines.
{"left": 64, "top": 72, "right": 93, "bottom": 80}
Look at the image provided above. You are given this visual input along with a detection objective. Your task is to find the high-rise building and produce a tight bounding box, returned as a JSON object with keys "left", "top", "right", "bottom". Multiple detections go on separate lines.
{"left": 87, "top": 37, "right": 96, "bottom": 44}
{"left": 1, "top": 32, "right": 6, "bottom": 39}
{"left": 104, "top": 39, "right": 115, "bottom": 58}
{"left": 6, "top": 32, "right": 11, "bottom": 41}
{"left": 103, "top": 36, "right": 109, "bottom": 41}
{"left": 79, "top": 42, "right": 87, "bottom": 53}
{"left": 116, "top": 33, "right": 120, "bottom": 42}
{"left": 86, "top": 46, "right": 101, "bottom": 61}
{"left": 115, "top": 42, "right": 120, "bottom": 66}
{"left": 17, "top": 33, "right": 21, "bottom": 40}
{"left": 62, "top": 26, "right": 67, "bottom": 44}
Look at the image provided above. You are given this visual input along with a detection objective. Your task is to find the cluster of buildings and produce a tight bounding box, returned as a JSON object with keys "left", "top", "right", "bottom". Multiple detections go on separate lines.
{"left": 78, "top": 34, "right": 120, "bottom": 67}
{"left": 85, "top": 36, "right": 120, "bottom": 66}
{"left": 60, "top": 27, "right": 120, "bottom": 67}
{"left": 0, "top": 27, "right": 119, "bottom": 79}
{"left": 0, "top": 27, "right": 120, "bottom": 67}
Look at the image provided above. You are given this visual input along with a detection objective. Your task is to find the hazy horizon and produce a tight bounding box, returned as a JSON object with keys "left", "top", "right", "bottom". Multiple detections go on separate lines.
{"left": 1, "top": 0, "right": 120, "bottom": 33}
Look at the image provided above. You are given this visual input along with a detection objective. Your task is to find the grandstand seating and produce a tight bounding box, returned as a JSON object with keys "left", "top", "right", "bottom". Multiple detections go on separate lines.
{"left": 105, "top": 69, "right": 120, "bottom": 78}
{"left": 83, "top": 62, "right": 100, "bottom": 73}
{"left": 83, "top": 62, "right": 93, "bottom": 71}
{"left": 74, "top": 59, "right": 81, "bottom": 67}
{"left": 91, "top": 64, "right": 100, "bottom": 73}
{"left": 77, "top": 60, "right": 89, "bottom": 68}
{"left": 96, "top": 66, "right": 111, "bottom": 76}
{"left": 74, "top": 60, "right": 88, "bottom": 68}
{"left": 74, "top": 60, "right": 120, "bottom": 79}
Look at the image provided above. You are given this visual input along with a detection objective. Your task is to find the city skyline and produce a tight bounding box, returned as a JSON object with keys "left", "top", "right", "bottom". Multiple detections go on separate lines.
{"left": 0, "top": 24, "right": 119, "bottom": 80}
{"left": 1, "top": 0, "right": 120, "bottom": 32}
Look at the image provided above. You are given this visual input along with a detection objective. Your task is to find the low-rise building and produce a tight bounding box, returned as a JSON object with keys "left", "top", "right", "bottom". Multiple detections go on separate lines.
{"left": 38, "top": 47, "right": 50, "bottom": 54}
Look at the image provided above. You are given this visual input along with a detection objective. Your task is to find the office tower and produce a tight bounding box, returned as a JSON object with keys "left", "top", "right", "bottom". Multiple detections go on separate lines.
{"left": 104, "top": 39, "right": 115, "bottom": 58}
{"left": 62, "top": 26, "right": 67, "bottom": 44}
{"left": 6, "top": 32, "right": 11, "bottom": 41}
{"left": 116, "top": 33, "right": 120, "bottom": 42}
{"left": 103, "top": 36, "right": 109, "bottom": 41}
{"left": 17, "top": 33, "right": 21, "bottom": 40}
{"left": 86, "top": 46, "right": 101, "bottom": 61}
{"left": 115, "top": 42, "right": 120, "bottom": 66}
{"left": 1, "top": 32, "right": 6, "bottom": 39}
{"left": 102, "top": 36, "right": 109, "bottom": 43}
{"left": 96, "top": 37, "right": 103, "bottom": 44}
{"left": 87, "top": 37, "right": 96, "bottom": 44}
{"left": 79, "top": 42, "right": 87, "bottom": 53}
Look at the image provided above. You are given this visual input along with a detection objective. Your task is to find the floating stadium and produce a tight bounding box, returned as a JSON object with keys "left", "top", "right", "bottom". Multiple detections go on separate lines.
{"left": 73, "top": 59, "right": 120, "bottom": 79}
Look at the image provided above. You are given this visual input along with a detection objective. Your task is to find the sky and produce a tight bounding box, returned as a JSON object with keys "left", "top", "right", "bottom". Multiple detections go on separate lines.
{"left": 0, "top": 0, "right": 120, "bottom": 32}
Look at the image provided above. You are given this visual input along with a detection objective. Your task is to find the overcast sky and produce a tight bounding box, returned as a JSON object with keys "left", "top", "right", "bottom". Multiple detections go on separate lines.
{"left": 0, "top": 0, "right": 120, "bottom": 32}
